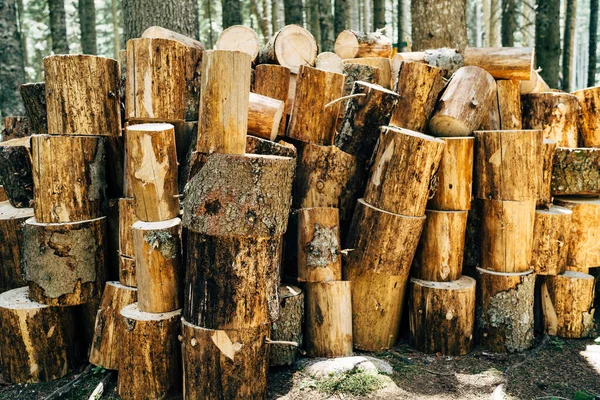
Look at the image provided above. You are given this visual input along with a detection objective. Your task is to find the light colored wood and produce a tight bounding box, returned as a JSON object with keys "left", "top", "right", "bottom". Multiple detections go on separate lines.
{"left": 537, "top": 139, "right": 557, "bottom": 208}
{"left": 364, "top": 126, "right": 445, "bottom": 216}
{"left": 429, "top": 66, "right": 497, "bottom": 137}
{"left": 304, "top": 281, "right": 352, "bottom": 357}
{"left": 216, "top": 25, "right": 260, "bottom": 61}
{"left": 0, "top": 137, "right": 33, "bottom": 208}
{"left": 478, "top": 87, "right": 501, "bottom": 130}
{"left": 520, "top": 69, "right": 550, "bottom": 94}
{"left": 286, "top": 73, "right": 297, "bottom": 115}
{"left": 551, "top": 147, "right": 600, "bottom": 196}
{"left": 44, "top": 55, "right": 121, "bottom": 135}
{"left": 554, "top": 197, "right": 600, "bottom": 268}
{"left": 531, "top": 206, "right": 572, "bottom": 275}
{"left": 462, "top": 47, "right": 534, "bottom": 80}
{"left": 428, "top": 137, "right": 474, "bottom": 211}
{"left": 474, "top": 129, "right": 543, "bottom": 201}
{"left": 118, "top": 198, "right": 137, "bottom": 258}
{"left": 315, "top": 51, "right": 343, "bottom": 73}
{"left": 270, "top": 285, "right": 303, "bottom": 367}
{"left": 573, "top": 85, "right": 600, "bottom": 147}
{"left": 141, "top": 26, "right": 205, "bottom": 50}
{"left": 259, "top": 25, "right": 318, "bottom": 74}
{"left": 248, "top": 92, "right": 284, "bottom": 141}
{"left": 496, "top": 80, "right": 522, "bottom": 129}
{"left": 297, "top": 208, "right": 341, "bottom": 282}
{"left": 119, "top": 255, "right": 136, "bottom": 287}
{"left": 521, "top": 92, "right": 580, "bottom": 148}
{"left": 125, "top": 123, "right": 180, "bottom": 222}
{"left": 342, "top": 57, "right": 391, "bottom": 88}
{"left": 132, "top": 218, "right": 182, "bottom": 313}
{"left": 253, "top": 64, "right": 291, "bottom": 137}
{"left": 334, "top": 30, "right": 392, "bottom": 59}
{"left": 565, "top": 264, "right": 590, "bottom": 274}
{"left": 396, "top": 48, "right": 464, "bottom": 76}
{"left": 409, "top": 277, "right": 476, "bottom": 356}
{"left": 0, "top": 202, "right": 33, "bottom": 292}
{"left": 118, "top": 304, "right": 181, "bottom": 400}
{"left": 412, "top": 210, "right": 468, "bottom": 282}
{"left": 19, "top": 82, "right": 47, "bottom": 134}
{"left": 31, "top": 134, "right": 105, "bottom": 223}
{"left": 89, "top": 281, "right": 137, "bottom": 370}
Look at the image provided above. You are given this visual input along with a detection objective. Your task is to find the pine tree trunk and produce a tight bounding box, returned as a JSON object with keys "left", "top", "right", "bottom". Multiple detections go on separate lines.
{"left": 308, "top": 0, "right": 321, "bottom": 44}
{"left": 112, "top": 0, "right": 120, "bottom": 58}
{"left": 79, "top": 0, "right": 97, "bottom": 54}
{"left": 123, "top": 0, "right": 199, "bottom": 41}
{"left": 561, "top": 0, "right": 577, "bottom": 91}
{"left": 223, "top": 0, "right": 242, "bottom": 28}
{"left": 284, "top": 0, "right": 304, "bottom": 25}
{"left": 397, "top": 0, "right": 403, "bottom": 49}
{"left": 271, "top": 0, "right": 279, "bottom": 33}
{"left": 0, "top": 0, "right": 26, "bottom": 116}
{"left": 373, "top": 0, "right": 385, "bottom": 29}
{"left": 411, "top": 0, "right": 467, "bottom": 51}
{"left": 501, "top": 0, "right": 515, "bottom": 46}
{"left": 48, "top": 0, "right": 68, "bottom": 53}
{"left": 589, "top": 0, "right": 598, "bottom": 86}
{"left": 319, "top": 0, "right": 334, "bottom": 51}
{"left": 536, "top": 0, "right": 561, "bottom": 87}
{"left": 334, "top": 0, "right": 348, "bottom": 38}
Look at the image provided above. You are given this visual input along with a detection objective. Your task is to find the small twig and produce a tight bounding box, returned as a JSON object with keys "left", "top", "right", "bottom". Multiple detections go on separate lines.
{"left": 44, "top": 364, "right": 93, "bottom": 400}
{"left": 88, "top": 372, "right": 114, "bottom": 400}
{"left": 265, "top": 338, "right": 299, "bottom": 346}
{"left": 324, "top": 93, "right": 366, "bottom": 108}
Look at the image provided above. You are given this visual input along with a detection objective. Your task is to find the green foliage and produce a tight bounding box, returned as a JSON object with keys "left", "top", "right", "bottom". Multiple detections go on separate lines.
{"left": 315, "top": 370, "right": 385, "bottom": 396}
{"left": 574, "top": 390, "right": 596, "bottom": 400}
{"left": 549, "top": 337, "right": 565, "bottom": 350}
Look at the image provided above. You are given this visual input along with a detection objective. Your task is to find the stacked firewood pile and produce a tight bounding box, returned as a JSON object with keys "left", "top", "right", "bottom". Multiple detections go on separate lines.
{"left": 0, "top": 22, "right": 598, "bottom": 399}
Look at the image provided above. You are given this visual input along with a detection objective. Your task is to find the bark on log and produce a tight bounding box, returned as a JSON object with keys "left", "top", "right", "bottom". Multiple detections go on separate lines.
{"left": 0, "top": 202, "right": 33, "bottom": 292}
{"left": 304, "top": 281, "right": 353, "bottom": 357}
{"left": 0, "top": 137, "right": 33, "bottom": 208}
{"left": 248, "top": 93, "right": 285, "bottom": 141}
{"left": 520, "top": 69, "right": 550, "bottom": 94}
{"left": 551, "top": 147, "right": 600, "bottom": 196}
{"left": 342, "top": 57, "right": 391, "bottom": 88}
{"left": 521, "top": 93, "right": 580, "bottom": 148}
{"left": 270, "top": 285, "right": 303, "bottom": 367}
{"left": 259, "top": 25, "right": 318, "bottom": 74}
{"left": 334, "top": 30, "right": 393, "bottom": 59}
{"left": 1, "top": 116, "right": 31, "bottom": 140}
{"left": 462, "top": 47, "right": 534, "bottom": 80}
{"left": 119, "top": 255, "right": 136, "bottom": 287}
{"left": 117, "top": 304, "right": 181, "bottom": 400}
{"left": 89, "top": 281, "right": 137, "bottom": 370}
{"left": 531, "top": 206, "right": 572, "bottom": 275}
{"left": 538, "top": 139, "right": 558, "bottom": 208}
{"left": 412, "top": 210, "right": 468, "bottom": 282}
{"left": 253, "top": 64, "right": 291, "bottom": 137}
{"left": 0, "top": 187, "right": 6, "bottom": 201}
{"left": 118, "top": 198, "right": 137, "bottom": 258}
{"left": 554, "top": 197, "right": 600, "bottom": 268}
{"left": 19, "top": 82, "right": 47, "bottom": 134}
{"left": 340, "top": 64, "right": 380, "bottom": 100}
{"left": 496, "top": 80, "right": 522, "bottom": 129}
{"left": 477, "top": 88, "right": 501, "bottom": 131}
{"left": 573, "top": 86, "right": 600, "bottom": 147}
{"left": 45, "top": 55, "right": 121, "bottom": 136}
{"left": 396, "top": 48, "right": 464, "bottom": 76}
{"left": 0, "top": 287, "right": 73, "bottom": 383}
{"left": 31, "top": 134, "right": 106, "bottom": 223}
{"left": 409, "top": 276, "right": 476, "bottom": 356}
{"left": 141, "top": 26, "right": 206, "bottom": 50}
{"left": 245, "top": 136, "right": 297, "bottom": 158}
{"left": 476, "top": 268, "right": 535, "bottom": 353}
{"left": 216, "top": 25, "right": 260, "bottom": 62}
{"left": 429, "top": 66, "right": 497, "bottom": 137}
{"left": 23, "top": 217, "right": 106, "bottom": 306}
{"left": 315, "top": 51, "right": 344, "bottom": 73}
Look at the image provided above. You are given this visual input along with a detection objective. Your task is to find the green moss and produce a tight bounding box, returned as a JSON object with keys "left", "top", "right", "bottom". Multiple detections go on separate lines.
{"left": 316, "top": 370, "right": 385, "bottom": 396}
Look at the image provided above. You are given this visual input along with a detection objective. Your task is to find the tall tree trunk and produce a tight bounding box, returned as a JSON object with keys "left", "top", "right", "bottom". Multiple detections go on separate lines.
{"left": 319, "top": 0, "right": 334, "bottom": 51}
{"left": 112, "top": 0, "right": 120, "bottom": 58}
{"left": 123, "top": 0, "right": 199, "bottom": 41}
{"left": 48, "top": 0, "right": 69, "bottom": 53}
{"left": 79, "top": 0, "right": 97, "bottom": 54}
{"left": 284, "top": 0, "right": 304, "bottom": 25}
{"left": 536, "top": 0, "right": 561, "bottom": 88}
{"left": 561, "top": 0, "right": 577, "bottom": 91}
{"left": 521, "top": 0, "right": 535, "bottom": 46}
{"left": 589, "top": 0, "right": 598, "bottom": 86}
{"left": 489, "top": 0, "right": 500, "bottom": 46}
{"left": 475, "top": 0, "right": 483, "bottom": 46}
{"left": 334, "top": 0, "right": 348, "bottom": 38}
{"left": 250, "top": 0, "right": 269, "bottom": 38}
{"left": 0, "top": 0, "right": 26, "bottom": 117}
{"left": 349, "top": 0, "right": 359, "bottom": 29}
{"left": 483, "top": 0, "right": 490, "bottom": 45}
{"left": 308, "top": 0, "right": 321, "bottom": 43}
{"left": 362, "top": 0, "right": 371, "bottom": 32}
{"left": 271, "top": 0, "right": 279, "bottom": 34}
{"left": 397, "top": 0, "right": 403, "bottom": 49}
{"left": 373, "top": 0, "right": 385, "bottom": 29}
{"left": 203, "top": 0, "right": 215, "bottom": 47}
{"left": 16, "top": 0, "right": 27, "bottom": 75}
{"left": 223, "top": 0, "right": 243, "bottom": 28}
{"left": 411, "top": 0, "right": 467, "bottom": 51}
{"left": 501, "top": 0, "right": 515, "bottom": 46}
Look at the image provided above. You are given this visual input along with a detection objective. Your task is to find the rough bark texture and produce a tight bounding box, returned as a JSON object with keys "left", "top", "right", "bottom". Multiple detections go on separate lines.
{"left": 521, "top": 93, "right": 580, "bottom": 148}
{"left": 119, "top": 255, "right": 136, "bottom": 287}
{"left": 551, "top": 147, "right": 600, "bottom": 196}
{"left": 297, "top": 207, "right": 341, "bottom": 282}
{"left": 411, "top": 0, "right": 468, "bottom": 51}
{"left": 0, "top": 137, "right": 32, "bottom": 208}
{"left": 122, "top": 0, "right": 198, "bottom": 41}
{"left": 537, "top": 139, "right": 557, "bottom": 208}
{"left": 78, "top": 0, "right": 97, "bottom": 54}
{"left": 253, "top": 64, "right": 291, "bottom": 137}
{"left": 554, "top": 197, "right": 600, "bottom": 268}
{"left": 0, "top": 201, "right": 32, "bottom": 292}
{"left": 342, "top": 57, "right": 392, "bottom": 88}
{"left": 463, "top": 199, "right": 483, "bottom": 268}
{"left": 535, "top": 0, "right": 561, "bottom": 87}
{"left": 573, "top": 86, "right": 600, "bottom": 147}
{"left": 531, "top": 206, "right": 572, "bottom": 275}
{"left": 496, "top": 79, "right": 522, "bottom": 129}
{"left": 48, "top": 0, "right": 68, "bottom": 53}
{"left": 118, "top": 198, "right": 136, "bottom": 258}
{"left": 334, "top": 30, "right": 392, "bottom": 59}
{"left": 246, "top": 136, "right": 297, "bottom": 158}
{"left": 19, "top": 83, "right": 46, "bottom": 134}
{"left": 463, "top": 47, "right": 533, "bottom": 80}
{"left": 1, "top": 116, "right": 31, "bottom": 140}
{"left": 478, "top": 88, "right": 501, "bottom": 131}
{"left": 270, "top": 285, "right": 303, "bottom": 366}
{"left": 222, "top": 0, "right": 243, "bottom": 28}
{"left": 284, "top": 0, "right": 304, "bottom": 25}
{"left": 340, "top": 64, "right": 380, "bottom": 99}
{"left": 259, "top": 25, "right": 318, "bottom": 74}
{"left": 0, "top": 0, "right": 26, "bottom": 117}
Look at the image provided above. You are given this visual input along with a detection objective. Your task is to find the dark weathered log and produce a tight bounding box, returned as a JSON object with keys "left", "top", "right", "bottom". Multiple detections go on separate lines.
{"left": 19, "top": 82, "right": 48, "bottom": 134}
{"left": 270, "top": 285, "right": 303, "bottom": 367}
{"left": 0, "top": 137, "right": 33, "bottom": 208}
{"left": 1, "top": 116, "right": 31, "bottom": 140}
{"left": 0, "top": 202, "right": 33, "bottom": 292}
{"left": 573, "top": 86, "right": 600, "bottom": 147}
{"left": 537, "top": 139, "right": 557, "bottom": 208}
{"left": 551, "top": 147, "right": 600, "bottom": 196}
{"left": 342, "top": 57, "right": 391, "bottom": 88}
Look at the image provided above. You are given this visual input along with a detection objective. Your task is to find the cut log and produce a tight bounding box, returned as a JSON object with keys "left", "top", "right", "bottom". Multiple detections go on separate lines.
{"left": 463, "top": 199, "right": 484, "bottom": 268}
{"left": 462, "top": 47, "right": 534, "bottom": 80}
{"left": 315, "top": 51, "right": 344, "bottom": 73}
{"left": 0, "top": 202, "right": 33, "bottom": 292}
{"left": 474, "top": 129, "right": 543, "bottom": 201}
{"left": 248, "top": 93, "right": 285, "bottom": 141}
{"left": 409, "top": 276, "right": 476, "bottom": 356}
{"left": 132, "top": 218, "right": 182, "bottom": 313}
{"left": 270, "top": 285, "right": 304, "bottom": 367}
{"left": 182, "top": 319, "right": 269, "bottom": 400}
{"left": 105, "top": 198, "right": 120, "bottom": 281}
{"left": 31, "top": 134, "right": 105, "bottom": 223}
{"left": 1, "top": 116, "right": 31, "bottom": 140}
{"left": 480, "top": 199, "right": 536, "bottom": 273}
{"left": 44, "top": 55, "right": 121, "bottom": 135}
{"left": 520, "top": 69, "right": 550, "bottom": 94}
{"left": 89, "top": 281, "right": 137, "bottom": 370}
{"left": 216, "top": 25, "right": 260, "bottom": 61}
{"left": 334, "top": 30, "right": 392, "bottom": 59}
{"left": 478, "top": 88, "right": 501, "bottom": 131}
{"left": 335, "top": 81, "right": 399, "bottom": 159}
{"left": 363, "top": 126, "right": 445, "bottom": 216}
{"left": 141, "top": 26, "right": 205, "bottom": 50}
{"left": 476, "top": 268, "right": 535, "bottom": 353}
{"left": 287, "top": 65, "right": 345, "bottom": 145}
{"left": 554, "top": 197, "right": 600, "bottom": 268}
{"left": 521, "top": 93, "right": 580, "bottom": 148}
{"left": 22, "top": 217, "right": 106, "bottom": 306}
{"left": 428, "top": 137, "right": 474, "bottom": 211}
{"left": 118, "top": 304, "right": 181, "bottom": 400}
{"left": 537, "top": 139, "right": 558, "bottom": 208}
{"left": 429, "top": 66, "right": 497, "bottom": 137}
{"left": 304, "top": 281, "right": 353, "bottom": 357}
{"left": 573, "top": 86, "right": 600, "bottom": 147}
{"left": 119, "top": 255, "right": 136, "bottom": 287}
{"left": 118, "top": 198, "right": 137, "bottom": 258}
{"left": 297, "top": 207, "right": 341, "bottom": 282}
{"left": 551, "top": 147, "right": 600, "bottom": 196}
{"left": 19, "top": 82, "right": 48, "bottom": 134}
{"left": 541, "top": 271, "right": 595, "bottom": 338}
{"left": 0, "top": 287, "right": 73, "bottom": 383}
{"left": 341, "top": 63, "right": 380, "bottom": 98}
{"left": 412, "top": 210, "right": 468, "bottom": 282}
{"left": 389, "top": 61, "right": 446, "bottom": 133}
{"left": 496, "top": 80, "right": 522, "bottom": 130}
{"left": 531, "top": 206, "right": 572, "bottom": 275}
{"left": 125, "top": 123, "right": 180, "bottom": 222}
{"left": 342, "top": 57, "right": 391, "bottom": 88}
{"left": 0, "top": 137, "right": 33, "bottom": 208}
{"left": 396, "top": 48, "right": 464, "bottom": 76}
{"left": 253, "top": 64, "right": 291, "bottom": 137}
{"left": 246, "top": 135, "right": 297, "bottom": 158}
{"left": 259, "top": 25, "right": 318, "bottom": 74}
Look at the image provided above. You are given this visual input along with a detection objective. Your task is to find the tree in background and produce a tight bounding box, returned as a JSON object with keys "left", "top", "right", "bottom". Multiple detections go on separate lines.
{"left": 536, "top": 0, "right": 561, "bottom": 88}
{"left": 334, "top": 0, "right": 348, "bottom": 38}
{"left": 501, "top": 0, "right": 515, "bottom": 46}
{"left": 397, "top": 0, "right": 403, "bottom": 48}
{"left": 562, "top": 0, "right": 577, "bottom": 91}
{"left": 373, "top": 0, "right": 385, "bottom": 29}
{"left": 48, "top": 0, "right": 68, "bottom": 52}
{"left": 319, "top": 0, "right": 334, "bottom": 51}
{"left": 79, "top": 0, "right": 97, "bottom": 54}
{"left": 307, "top": 0, "right": 320, "bottom": 45}
{"left": 589, "top": 0, "right": 598, "bottom": 86}
{"left": 122, "top": 0, "right": 199, "bottom": 41}
{"left": 0, "top": 0, "right": 26, "bottom": 117}
{"left": 284, "top": 0, "right": 303, "bottom": 25}
{"left": 411, "top": 0, "right": 467, "bottom": 51}
{"left": 222, "top": 0, "right": 242, "bottom": 28}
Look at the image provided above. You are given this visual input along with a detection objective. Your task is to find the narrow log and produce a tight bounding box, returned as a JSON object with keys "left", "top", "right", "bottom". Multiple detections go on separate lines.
{"left": 496, "top": 80, "right": 522, "bottom": 129}
{"left": 520, "top": 69, "right": 550, "bottom": 94}
{"left": 248, "top": 93, "right": 285, "bottom": 141}
{"left": 119, "top": 255, "right": 136, "bottom": 287}
{"left": 1, "top": 116, "right": 31, "bottom": 140}
{"left": 89, "top": 281, "right": 137, "bottom": 370}
{"left": 462, "top": 47, "right": 534, "bottom": 80}
{"left": 105, "top": 198, "right": 120, "bottom": 281}
{"left": 409, "top": 277, "right": 476, "bottom": 356}
{"left": 0, "top": 202, "right": 33, "bottom": 292}
{"left": 573, "top": 86, "right": 600, "bottom": 147}
{"left": 554, "top": 197, "right": 600, "bottom": 268}
{"left": 118, "top": 198, "right": 137, "bottom": 258}
{"left": 19, "top": 82, "right": 47, "bottom": 134}
{"left": 141, "top": 26, "right": 205, "bottom": 50}
{"left": 396, "top": 48, "right": 464, "bottom": 76}
{"left": 464, "top": 200, "right": 484, "bottom": 268}
{"left": 478, "top": 87, "right": 501, "bottom": 130}
{"left": 0, "top": 137, "right": 33, "bottom": 208}
{"left": 245, "top": 135, "right": 297, "bottom": 158}
{"left": 259, "top": 25, "right": 318, "bottom": 74}
{"left": 537, "top": 139, "right": 558, "bottom": 208}
{"left": 0, "top": 186, "right": 5, "bottom": 201}
{"left": 342, "top": 57, "right": 391, "bottom": 88}
{"left": 253, "top": 64, "right": 291, "bottom": 137}
{"left": 340, "top": 63, "right": 380, "bottom": 99}
{"left": 551, "top": 147, "right": 600, "bottom": 196}
{"left": 334, "top": 30, "right": 392, "bottom": 59}
{"left": 315, "top": 51, "right": 344, "bottom": 73}
{"left": 216, "top": 25, "right": 260, "bottom": 62}
{"left": 270, "top": 285, "right": 304, "bottom": 367}
{"left": 521, "top": 93, "right": 580, "bottom": 148}
{"left": 531, "top": 206, "right": 572, "bottom": 275}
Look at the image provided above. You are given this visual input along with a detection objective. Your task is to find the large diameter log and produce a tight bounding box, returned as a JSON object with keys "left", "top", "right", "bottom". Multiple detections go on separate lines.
{"left": 182, "top": 319, "right": 269, "bottom": 400}
{"left": 259, "top": 25, "right": 318, "bottom": 74}
{"left": 183, "top": 153, "right": 294, "bottom": 237}
{"left": 118, "top": 198, "right": 137, "bottom": 258}
{"left": 537, "top": 139, "right": 558, "bottom": 208}
{"left": 531, "top": 206, "right": 572, "bottom": 275}
{"left": 19, "top": 82, "right": 47, "bottom": 134}
{"left": 342, "top": 57, "right": 392, "bottom": 88}
{"left": 334, "top": 29, "right": 392, "bottom": 59}
{"left": 551, "top": 147, "right": 600, "bottom": 196}
{"left": 462, "top": 47, "right": 534, "bottom": 80}
{"left": 428, "top": 137, "right": 474, "bottom": 211}
{"left": 118, "top": 304, "right": 181, "bottom": 400}
{"left": 409, "top": 277, "right": 476, "bottom": 356}
{"left": 287, "top": 65, "right": 345, "bottom": 145}
{"left": 573, "top": 86, "right": 600, "bottom": 147}
{"left": 474, "top": 129, "right": 543, "bottom": 201}
{"left": 315, "top": 51, "right": 344, "bottom": 73}
{"left": 520, "top": 69, "right": 550, "bottom": 94}
{"left": 132, "top": 218, "right": 182, "bottom": 313}
{"left": 412, "top": 210, "right": 468, "bottom": 282}
{"left": 540, "top": 271, "right": 595, "bottom": 338}
{"left": 119, "top": 255, "right": 136, "bottom": 287}
{"left": 429, "top": 66, "right": 497, "bottom": 137}
{"left": 521, "top": 93, "right": 580, "bottom": 148}
{"left": 196, "top": 49, "right": 251, "bottom": 155}
{"left": 216, "top": 25, "right": 260, "bottom": 62}
{"left": 125, "top": 123, "right": 180, "bottom": 222}
{"left": 44, "top": 55, "right": 121, "bottom": 136}
{"left": 297, "top": 207, "right": 341, "bottom": 282}
{"left": 304, "top": 281, "right": 353, "bottom": 357}
{"left": 89, "top": 281, "right": 137, "bottom": 370}
{"left": 22, "top": 217, "right": 106, "bottom": 306}
{"left": 390, "top": 61, "right": 446, "bottom": 133}
{"left": 496, "top": 80, "right": 522, "bottom": 129}
{"left": 345, "top": 198, "right": 425, "bottom": 276}
{"left": 248, "top": 92, "right": 285, "bottom": 141}
{"left": 363, "top": 126, "right": 445, "bottom": 216}
{"left": 31, "top": 134, "right": 105, "bottom": 223}
{"left": 0, "top": 137, "right": 33, "bottom": 208}
{"left": 335, "top": 81, "right": 399, "bottom": 159}
{"left": 271, "top": 285, "right": 304, "bottom": 367}
{"left": 0, "top": 202, "right": 33, "bottom": 292}
{"left": 253, "top": 64, "right": 291, "bottom": 137}
{"left": 0, "top": 287, "right": 74, "bottom": 383}
{"left": 554, "top": 197, "right": 600, "bottom": 268}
